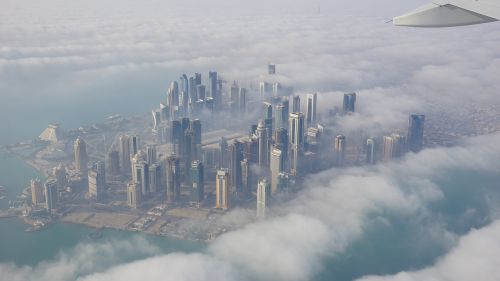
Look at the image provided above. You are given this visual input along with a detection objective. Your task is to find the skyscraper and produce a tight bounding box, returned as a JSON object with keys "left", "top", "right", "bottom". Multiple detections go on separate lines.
{"left": 53, "top": 164, "right": 67, "bottom": 190}
{"left": 272, "top": 82, "right": 280, "bottom": 97}
{"left": 130, "top": 135, "right": 140, "bottom": 159}
{"left": 190, "top": 119, "right": 202, "bottom": 145}
{"left": 306, "top": 93, "right": 318, "bottom": 126}
{"left": 30, "top": 179, "right": 44, "bottom": 205}
{"left": 270, "top": 146, "right": 284, "bottom": 194}
{"left": 146, "top": 144, "right": 157, "bottom": 165}
{"left": 241, "top": 159, "right": 251, "bottom": 199}
{"left": 196, "top": 84, "right": 206, "bottom": 100}
{"left": 215, "top": 169, "right": 230, "bottom": 210}
{"left": 88, "top": 161, "right": 105, "bottom": 202}
{"left": 149, "top": 163, "right": 162, "bottom": 194}
{"left": 256, "top": 178, "right": 271, "bottom": 218}
{"left": 219, "top": 137, "right": 228, "bottom": 169}
{"left": 230, "top": 81, "right": 239, "bottom": 115}
{"left": 190, "top": 161, "right": 204, "bottom": 204}
{"left": 383, "top": 134, "right": 407, "bottom": 161}
{"left": 152, "top": 110, "right": 161, "bottom": 133}
{"left": 119, "top": 135, "right": 131, "bottom": 173}
{"left": 127, "top": 182, "right": 142, "bottom": 209}
{"left": 166, "top": 156, "right": 181, "bottom": 203}
{"left": 208, "top": 71, "right": 219, "bottom": 108}
{"left": 334, "top": 135, "right": 346, "bottom": 166}
{"left": 366, "top": 138, "right": 376, "bottom": 165}
{"left": 229, "top": 140, "right": 243, "bottom": 192}
{"left": 180, "top": 74, "right": 189, "bottom": 112}
{"left": 107, "top": 150, "right": 120, "bottom": 175}
{"left": 132, "top": 154, "right": 149, "bottom": 197}
{"left": 274, "top": 128, "right": 289, "bottom": 168}
{"left": 44, "top": 179, "right": 58, "bottom": 215}
{"left": 407, "top": 114, "right": 425, "bottom": 153}
{"left": 289, "top": 112, "right": 305, "bottom": 149}
{"left": 167, "top": 81, "right": 179, "bottom": 108}
{"left": 292, "top": 95, "right": 301, "bottom": 113}
{"left": 268, "top": 64, "right": 276, "bottom": 75}
{"left": 343, "top": 93, "right": 356, "bottom": 114}
{"left": 289, "top": 112, "right": 305, "bottom": 176}
{"left": 239, "top": 87, "right": 247, "bottom": 115}
{"left": 257, "top": 121, "right": 268, "bottom": 169}
{"left": 274, "top": 104, "right": 284, "bottom": 130}
{"left": 74, "top": 137, "right": 88, "bottom": 175}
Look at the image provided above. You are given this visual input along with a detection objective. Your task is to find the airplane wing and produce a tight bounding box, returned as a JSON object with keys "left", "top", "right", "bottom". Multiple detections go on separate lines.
{"left": 394, "top": 0, "right": 500, "bottom": 27}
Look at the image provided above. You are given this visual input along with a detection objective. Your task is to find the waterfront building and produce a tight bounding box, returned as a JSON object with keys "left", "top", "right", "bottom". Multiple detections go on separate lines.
{"left": 408, "top": 114, "right": 425, "bottom": 153}
{"left": 343, "top": 93, "right": 356, "bottom": 114}
{"left": 366, "top": 138, "right": 376, "bottom": 164}
{"left": 127, "top": 182, "right": 142, "bottom": 209}
{"left": 74, "top": 137, "right": 88, "bottom": 175}
{"left": 30, "top": 179, "right": 44, "bottom": 205}
{"left": 44, "top": 179, "right": 58, "bottom": 215}
{"left": 215, "top": 169, "right": 230, "bottom": 210}
{"left": 39, "top": 124, "right": 64, "bottom": 143}
{"left": 270, "top": 146, "right": 284, "bottom": 194}
{"left": 306, "top": 93, "right": 318, "bottom": 126}
{"left": 166, "top": 156, "right": 181, "bottom": 203}
{"left": 334, "top": 135, "right": 346, "bottom": 166}
{"left": 256, "top": 178, "right": 271, "bottom": 218}
{"left": 190, "top": 161, "right": 204, "bottom": 204}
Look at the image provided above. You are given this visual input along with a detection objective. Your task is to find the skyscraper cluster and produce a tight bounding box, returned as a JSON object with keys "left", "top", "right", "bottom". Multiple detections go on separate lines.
{"left": 28, "top": 67, "right": 427, "bottom": 222}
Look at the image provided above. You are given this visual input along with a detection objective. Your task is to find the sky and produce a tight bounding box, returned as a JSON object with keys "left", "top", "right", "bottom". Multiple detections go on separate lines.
{"left": 1, "top": 0, "right": 500, "bottom": 280}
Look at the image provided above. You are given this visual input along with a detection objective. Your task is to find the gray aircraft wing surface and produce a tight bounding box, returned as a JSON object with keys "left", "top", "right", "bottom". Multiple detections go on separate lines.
{"left": 394, "top": 0, "right": 500, "bottom": 27}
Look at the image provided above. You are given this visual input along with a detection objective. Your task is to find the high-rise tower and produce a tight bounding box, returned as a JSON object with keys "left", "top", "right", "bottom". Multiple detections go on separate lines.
{"left": 334, "top": 135, "right": 346, "bottom": 166}
{"left": 306, "top": 93, "right": 318, "bottom": 126}
{"left": 343, "top": 93, "right": 356, "bottom": 114}
{"left": 74, "top": 137, "right": 88, "bottom": 175}
{"left": 257, "top": 121, "right": 268, "bottom": 169}
{"left": 215, "top": 169, "right": 230, "bottom": 210}
{"left": 256, "top": 178, "right": 271, "bottom": 218}
{"left": 407, "top": 114, "right": 425, "bottom": 153}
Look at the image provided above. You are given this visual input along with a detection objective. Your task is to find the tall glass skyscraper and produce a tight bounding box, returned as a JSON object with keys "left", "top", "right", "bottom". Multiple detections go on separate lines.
{"left": 408, "top": 114, "right": 425, "bottom": 153}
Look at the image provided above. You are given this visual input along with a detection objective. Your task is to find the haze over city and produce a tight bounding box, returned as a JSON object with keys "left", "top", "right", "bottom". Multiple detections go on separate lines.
{"left": 1, "top": 1, "right": 500, "bottom": 281}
